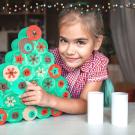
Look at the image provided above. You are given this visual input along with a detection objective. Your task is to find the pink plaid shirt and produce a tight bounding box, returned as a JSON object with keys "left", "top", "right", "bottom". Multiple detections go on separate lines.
{"left": 50, "top": 48, "right": 109, "bottom": 98}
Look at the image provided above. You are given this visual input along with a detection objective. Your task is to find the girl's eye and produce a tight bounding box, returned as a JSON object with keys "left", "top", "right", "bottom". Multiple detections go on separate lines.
{"left": 59, "top": 38, "right": 68, "bottom": 44}
{"left": 76, "top": 40, "right": 86, "bottom": 46}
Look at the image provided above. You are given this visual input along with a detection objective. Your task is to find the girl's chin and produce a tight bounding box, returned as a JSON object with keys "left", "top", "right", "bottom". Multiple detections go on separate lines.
{"left": 65, "top": 62, "right": 81, "bottom": 68}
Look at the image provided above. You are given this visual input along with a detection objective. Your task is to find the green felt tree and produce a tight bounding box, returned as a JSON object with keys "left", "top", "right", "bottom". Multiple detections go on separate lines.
{"left": 0, "top": 25, "right": 70, "bottom": 125}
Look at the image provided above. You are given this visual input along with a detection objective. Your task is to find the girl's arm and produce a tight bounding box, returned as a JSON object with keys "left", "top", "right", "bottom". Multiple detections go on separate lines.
{"left": 21, "top": 81, "right": 102, "bottom": 114}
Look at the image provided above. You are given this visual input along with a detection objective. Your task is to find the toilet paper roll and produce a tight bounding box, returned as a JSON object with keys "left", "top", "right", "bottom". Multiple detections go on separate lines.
{"left": 87, "top": 91, "right": 104, "bottom": 125}
{"left": 111, "top": 92, "right": 128, "bottom": 127}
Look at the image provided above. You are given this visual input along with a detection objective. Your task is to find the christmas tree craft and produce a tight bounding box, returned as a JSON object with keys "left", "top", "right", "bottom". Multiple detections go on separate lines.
{"left": 0, "top": 25, "right": 70, "bottom": 125}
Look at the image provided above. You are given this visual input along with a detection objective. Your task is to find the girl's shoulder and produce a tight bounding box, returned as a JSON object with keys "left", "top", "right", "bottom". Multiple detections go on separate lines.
{"left": 93, "top": 51, "right": 109, "bottom": 65}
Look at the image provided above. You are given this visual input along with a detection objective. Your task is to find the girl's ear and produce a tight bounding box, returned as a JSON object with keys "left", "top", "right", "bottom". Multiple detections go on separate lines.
{"left": 94, "top": 35, "right": 104, "bottom": 51}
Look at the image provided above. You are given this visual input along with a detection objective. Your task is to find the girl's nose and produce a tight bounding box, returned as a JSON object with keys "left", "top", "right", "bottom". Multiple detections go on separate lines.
{"left": 66, "top": 44, "right": 76, "bottom": 55}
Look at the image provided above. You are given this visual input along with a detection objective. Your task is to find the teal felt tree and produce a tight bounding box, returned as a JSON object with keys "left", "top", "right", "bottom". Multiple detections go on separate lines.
{"left": 0, "top": 25, "right": 70, "bottom": 125}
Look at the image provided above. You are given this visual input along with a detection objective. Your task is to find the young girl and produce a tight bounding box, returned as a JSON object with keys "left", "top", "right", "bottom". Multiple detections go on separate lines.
{"left": 21, "top": 3, "right": 109, "bottom": 114}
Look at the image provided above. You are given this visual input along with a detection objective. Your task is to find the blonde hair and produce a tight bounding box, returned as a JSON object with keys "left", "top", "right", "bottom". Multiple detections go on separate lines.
{"left": 58, "top": 4, "right": 104, "bottom": 38}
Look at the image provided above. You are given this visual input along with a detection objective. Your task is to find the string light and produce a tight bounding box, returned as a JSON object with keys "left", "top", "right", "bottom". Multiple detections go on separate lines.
{"left": 0, "top": 2, "right": 135, "bottom": 14}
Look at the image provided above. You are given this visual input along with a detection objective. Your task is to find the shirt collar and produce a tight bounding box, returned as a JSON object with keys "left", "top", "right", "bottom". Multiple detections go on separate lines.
{"left": 80, "top": 54, "right": 94, "bottom": 73}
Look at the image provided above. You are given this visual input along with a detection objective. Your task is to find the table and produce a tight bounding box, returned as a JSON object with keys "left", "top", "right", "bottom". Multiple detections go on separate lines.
{"left": 0, "top": 103, "right": 135, "bottom": 135}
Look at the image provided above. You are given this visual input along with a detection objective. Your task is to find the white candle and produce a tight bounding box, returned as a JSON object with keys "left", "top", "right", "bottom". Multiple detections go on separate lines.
{"left": 111, "top": 92, "right": 128, "bottom": 127}
{"left": 87, "top": 91, "right": 104, "bottom": 125}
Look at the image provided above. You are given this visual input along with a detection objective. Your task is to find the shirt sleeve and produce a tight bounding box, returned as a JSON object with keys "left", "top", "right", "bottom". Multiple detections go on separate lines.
{"left": 87, "top": 53, "right": 109, "bottom": 82}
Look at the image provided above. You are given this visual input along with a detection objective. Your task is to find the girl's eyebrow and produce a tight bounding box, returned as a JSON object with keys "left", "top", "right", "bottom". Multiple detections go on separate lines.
{"left": 59, "top": 36, "right": 67, "bottom": 40}
{"left": 75, "top": 38, "right": 88, "bottom": 41}
{"left": 59, "top": 36, "right": 88, "bottom": 41}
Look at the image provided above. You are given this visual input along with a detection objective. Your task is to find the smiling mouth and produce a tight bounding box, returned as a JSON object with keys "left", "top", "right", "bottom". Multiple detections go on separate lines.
{"left": 65, "top": 57, "right": 80, "bottom": 62}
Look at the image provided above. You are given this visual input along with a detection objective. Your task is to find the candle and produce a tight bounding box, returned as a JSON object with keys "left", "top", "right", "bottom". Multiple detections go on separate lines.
{"left": 87, "top": 91, "right": 104, "bottom": 125}
{"left": 111, "top": 92, "right": 128, "bottom": 127}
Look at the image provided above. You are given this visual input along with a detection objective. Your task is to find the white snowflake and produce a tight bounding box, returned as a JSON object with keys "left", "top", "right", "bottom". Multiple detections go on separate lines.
{"left": 5, "top": 96, "right": 16, "bottom": 107}
{"left": 36, "top": 67, "right": 46, "bottom": 77}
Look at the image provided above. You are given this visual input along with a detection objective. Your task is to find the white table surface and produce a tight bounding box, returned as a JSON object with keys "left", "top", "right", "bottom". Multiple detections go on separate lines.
{"left": 0, "top": 103, "right": 135, "bottom": 135}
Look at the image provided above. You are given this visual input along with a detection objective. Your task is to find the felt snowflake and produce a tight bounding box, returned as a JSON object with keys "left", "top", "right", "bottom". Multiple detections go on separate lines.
{"left": 5, "top": 96, "right": 16, "bottom": 107}
{"left": 37, "top": 43, "right": 46, "bottom": 52}
{"left": 43, "top": 78, "right": 53, "bottom": 89}
{"left": 29, "top": 54, "right": 38, "bottom": 65}
{"left": 15, "top": 55, "right": 24, "bottom": 64}
{"left": 3, "top": 66, "right": 20, "bottom": 81}
{"left": 36, "top": 67, "right": 46, "bottom": 77}
{"left": 5, "top": 68, "right": 17, "bottom": 79}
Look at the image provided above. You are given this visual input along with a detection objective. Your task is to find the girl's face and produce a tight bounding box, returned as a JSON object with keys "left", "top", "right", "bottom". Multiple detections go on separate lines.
{"left": 58, "top": 22, "right": 103, "bottom": 68}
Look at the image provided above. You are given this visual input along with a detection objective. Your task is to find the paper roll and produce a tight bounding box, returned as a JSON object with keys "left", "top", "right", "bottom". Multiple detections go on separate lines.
{"left": 111, "top": 92, "right": 128, "bottom": 127}
{"left": 87, "top": 92, "right": 104, "bottom": 125}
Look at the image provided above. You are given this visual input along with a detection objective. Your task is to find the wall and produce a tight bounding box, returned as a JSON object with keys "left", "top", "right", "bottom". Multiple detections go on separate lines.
{"left": 0, "top": 32, "right": 8, "bottom": 52}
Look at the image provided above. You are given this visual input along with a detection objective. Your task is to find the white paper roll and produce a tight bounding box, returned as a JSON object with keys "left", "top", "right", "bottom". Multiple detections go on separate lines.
{"left": 111, "top": 92, "right": 128, "bottom": 127}
{"left": 87, "top": 91, "right": 104, "bottom": 125}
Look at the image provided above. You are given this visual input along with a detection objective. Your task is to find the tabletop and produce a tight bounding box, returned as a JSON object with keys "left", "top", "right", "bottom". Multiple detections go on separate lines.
{"left": 0, "top": 103, "right": 135, "bottom": 135}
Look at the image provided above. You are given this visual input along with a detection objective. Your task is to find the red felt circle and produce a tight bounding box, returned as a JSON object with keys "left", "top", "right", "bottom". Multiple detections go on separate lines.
{"left": 27, "top": 25, "right": 42, "bottom": 41}
{"left": 48, "top": 64, "right": 61, "bottom": 79}
{"left": 0, "top": 109, "right": 7, "bottom": 125}
{"left": 51, "top": 109, "right": 63, "bottom": 117}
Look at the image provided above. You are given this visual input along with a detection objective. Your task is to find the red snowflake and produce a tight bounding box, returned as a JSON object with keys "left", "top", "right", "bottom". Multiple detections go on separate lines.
{"left": 37, "top": 43, "right": 46, "bottom": 52}
{"left": 5, "top": 67, "right": 18, "bottom": 79}
{"left": 15, "top": 55, "right": 24, "bottom": 64}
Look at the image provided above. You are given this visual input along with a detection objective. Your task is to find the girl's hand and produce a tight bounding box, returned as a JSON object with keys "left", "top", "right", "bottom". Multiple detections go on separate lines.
{"left": 21, "top": 82, "right": 50, "bottom": 106}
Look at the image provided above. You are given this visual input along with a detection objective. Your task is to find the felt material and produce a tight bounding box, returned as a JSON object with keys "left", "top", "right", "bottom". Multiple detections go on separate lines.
{"left": 0, "top": 25, "right": 70, "bottom": 124}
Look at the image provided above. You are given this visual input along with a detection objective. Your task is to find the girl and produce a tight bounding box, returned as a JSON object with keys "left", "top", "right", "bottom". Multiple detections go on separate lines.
{"left": 21, "top": 3, "right": 110, "bottom": 114}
